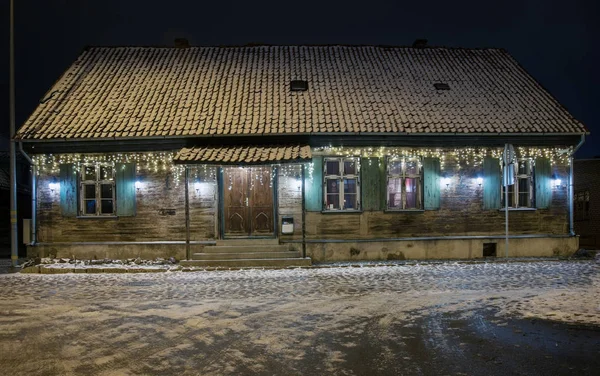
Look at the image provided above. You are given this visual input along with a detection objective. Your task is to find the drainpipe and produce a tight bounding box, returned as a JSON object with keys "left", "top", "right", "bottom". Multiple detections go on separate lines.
{"left": 18, "top": 143, "right": 36, "bottom": 246}
{"left": 184, "top": 166, "right": 191, "bottom": 259}
{"left": 301, "top": 164, "right": 306, "bottom": 259}
{"left": 569, "top": 135, "right": 585, "bottom": 236}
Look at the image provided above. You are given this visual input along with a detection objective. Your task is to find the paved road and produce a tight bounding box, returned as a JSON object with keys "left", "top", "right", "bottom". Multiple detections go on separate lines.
{"left": 0, "top": 261, "right": 598, "bottom": 375}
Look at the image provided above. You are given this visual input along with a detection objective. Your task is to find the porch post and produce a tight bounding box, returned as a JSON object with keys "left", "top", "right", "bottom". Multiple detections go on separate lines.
{"left": 184, "top": 166, "right": 190, "bottom": 259}
{"left": 301, "top": 164, "right": 306, "bottom": 258}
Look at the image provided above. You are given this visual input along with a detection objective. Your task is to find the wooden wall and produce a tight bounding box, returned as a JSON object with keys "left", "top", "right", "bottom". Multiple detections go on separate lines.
{"left": 34, "top": 151, "right": 570, "bottom": 245}
{"left": 304, "top": 154, "right": 570, "bottom": 240}
{"left": 36, "top": 163, "right": 217, "bottom": 243}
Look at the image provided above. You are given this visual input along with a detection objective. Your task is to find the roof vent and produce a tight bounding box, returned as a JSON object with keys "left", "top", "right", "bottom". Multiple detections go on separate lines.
{"left": 412, "top": 39, "right": 428, "bottom": 48}
{"left": 290, "top": 80, "right": 309, "bottom": 92}
{"left": 174, "top": 38, "right": 190, "bottom": 48}
{"left": 434, "top": 82, "right": 450, "bottom": 91}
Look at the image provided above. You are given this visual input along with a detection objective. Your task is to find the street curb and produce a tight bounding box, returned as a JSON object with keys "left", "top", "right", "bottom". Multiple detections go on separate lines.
{"left": 17, "top": 257, "right": 597, "bottom": 274}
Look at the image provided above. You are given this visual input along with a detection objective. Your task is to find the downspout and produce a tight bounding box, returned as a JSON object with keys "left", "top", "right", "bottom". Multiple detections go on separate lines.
{"left": 184, "top": 166, "right": 191, "bottom": 259}
{"left": 19, "top": 143, "right": 36, "bottom": 246}
{"left": 301, "top": 164, "right": 306, "bottom": 259}
{"left": 569, "top": 135, "right": 585, "bottom": 236}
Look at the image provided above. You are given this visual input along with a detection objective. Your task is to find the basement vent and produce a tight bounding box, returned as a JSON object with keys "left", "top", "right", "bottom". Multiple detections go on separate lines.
{"left": 290, "top": 80, "right": 309, "bottom": 92}
{"left": 434, "top": 82, "right": 450, "bottom": 91}
{"left": 483, "top": 243, "right": 497, "bottom": 257}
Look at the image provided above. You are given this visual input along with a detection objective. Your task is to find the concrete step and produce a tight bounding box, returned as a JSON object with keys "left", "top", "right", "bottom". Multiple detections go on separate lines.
{"left": 180, "top": 258, "right": 312, "bottom": 268}
{"left": 191, "top": 251, "right": 301, "bottom": 260}
{"left": 216, "top": 238, "right": 280, "bottom": 246}
{"left": 201, "top": 245, "right": 291, "bottom": 253}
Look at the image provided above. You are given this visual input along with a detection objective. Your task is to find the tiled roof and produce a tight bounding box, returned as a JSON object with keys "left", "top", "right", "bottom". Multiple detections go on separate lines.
{"left": 174, "top": 145, "right": 311, "bottom": 164}
{"left": 16, "top": 46, "right": 587, "bottom": 140}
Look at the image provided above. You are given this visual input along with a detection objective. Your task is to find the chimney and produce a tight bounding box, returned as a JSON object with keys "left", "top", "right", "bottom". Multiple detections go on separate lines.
{"left": 412, "top": 39, "right": 428, "bottom": 48}
{"left": 174, "top": 38, "right": 190, "bottom": 48}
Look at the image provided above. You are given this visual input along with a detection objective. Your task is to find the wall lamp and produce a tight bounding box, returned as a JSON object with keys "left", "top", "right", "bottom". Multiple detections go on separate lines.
{"left": 552, "top": 174, "right": 562, "bottom": 189}
{"left": 135, "top": 181, "right": 143, "bottom": 192}
{"left": 194, "top": 182, "right": 202, "bottom": 194}
{"left": 48, "top": 181, "right": 60, "bottom": 192}
{"left": 476, "top": 177, "right": 483, "bottom": 187}
{"left": 441, "top": 176, "right": 451, "bottom": 188}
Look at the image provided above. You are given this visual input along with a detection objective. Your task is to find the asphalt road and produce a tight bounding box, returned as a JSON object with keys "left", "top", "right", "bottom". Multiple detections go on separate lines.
{"left": 0, "top": 261, "right": 598, "bottom": 375}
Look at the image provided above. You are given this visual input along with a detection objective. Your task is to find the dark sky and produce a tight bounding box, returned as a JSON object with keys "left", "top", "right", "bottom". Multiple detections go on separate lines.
{"left": 2, "top": 0, "right": 598, "bottom": 157}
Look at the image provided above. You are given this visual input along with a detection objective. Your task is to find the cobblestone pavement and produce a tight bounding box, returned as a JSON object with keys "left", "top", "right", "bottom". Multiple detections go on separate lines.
{"left": 0, "top": 261, "right": 598, "bottom": 375}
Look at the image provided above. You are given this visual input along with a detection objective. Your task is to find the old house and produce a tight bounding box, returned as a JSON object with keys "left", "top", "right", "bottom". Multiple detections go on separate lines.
{"left": 574, "top": 158, "right": 600, "bottom": 248}
{"left": 14, "top": 45, "right": 588, "bottom": 266}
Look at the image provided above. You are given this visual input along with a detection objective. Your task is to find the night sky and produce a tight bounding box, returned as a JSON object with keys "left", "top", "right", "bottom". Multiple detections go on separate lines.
{"left": 2, "top": 0, "right": 598, "bottom": 157}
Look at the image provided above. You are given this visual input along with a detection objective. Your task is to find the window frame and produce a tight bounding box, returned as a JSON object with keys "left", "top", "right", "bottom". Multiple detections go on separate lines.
{"left": 79, "top": 162, "right": 116, "bottom": 217}
{"left": 386, "top": 157, "right": 423, "bottom": 211}
{"left": 322, "top": 157, "right": 361, "bottom": 211}
{"left": 574, "top": 190, "right": 590, "bottom": 221}
{"left": 501, "top": 158, "right": 534, "bottom": 209}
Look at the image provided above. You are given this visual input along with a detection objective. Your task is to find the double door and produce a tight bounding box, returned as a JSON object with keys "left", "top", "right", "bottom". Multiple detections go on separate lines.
{"left": 222, "top": 167, "right": 274, "bottom": 237}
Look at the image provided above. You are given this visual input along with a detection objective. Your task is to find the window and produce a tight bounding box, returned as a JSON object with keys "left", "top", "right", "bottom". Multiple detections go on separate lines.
{"left": 502, "top": 159, "right": 533, "bottom": 208}
{"left": 323, "top": 157, "right": 360, "bottom": 210}
{"left": 575, "top": 190, "right": 590, "bottom": 221}
{"left": 387, "top": 157, "right": 422, "bottom": 210}
{"left": 80, "top": 163, "right": 116, "bottom": 216}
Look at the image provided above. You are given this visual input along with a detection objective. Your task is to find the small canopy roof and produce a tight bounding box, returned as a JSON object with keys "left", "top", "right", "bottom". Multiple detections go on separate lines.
{"left": 173, "top": 145, "right": 312, "bottom": 165}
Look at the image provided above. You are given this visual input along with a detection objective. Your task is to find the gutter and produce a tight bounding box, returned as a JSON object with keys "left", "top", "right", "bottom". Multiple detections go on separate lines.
{"left": 16, "top": 131, "right": 589, "bottom": 143}
{"left": 18, "top": 142, "right": 36, "bottom": 246}
{"left": 569, "top": 134, "right": 585, "bottom": 236}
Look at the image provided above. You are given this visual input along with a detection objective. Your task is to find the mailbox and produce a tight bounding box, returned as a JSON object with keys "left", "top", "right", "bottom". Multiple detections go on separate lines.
{"left": 281, "top": 216, "right": 294, "bottom": 234}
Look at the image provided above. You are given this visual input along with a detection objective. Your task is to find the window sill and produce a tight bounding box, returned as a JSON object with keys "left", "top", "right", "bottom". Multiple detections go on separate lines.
{"left": 384, "top": 209, "right": 425, "bottom": 213}
{"left": 321, "top": 210, "right": 363, "bottom": 214}
{"left": 76, "top": 215, "right": 119, "bottom": 219}
{"left": 497, "top": 208, "right": 537, "bottom": 212}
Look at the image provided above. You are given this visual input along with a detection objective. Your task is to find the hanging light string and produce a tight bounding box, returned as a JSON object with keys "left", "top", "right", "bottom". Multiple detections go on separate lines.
{"left": 31, "top": 146, "right": 569, "bottom": 187}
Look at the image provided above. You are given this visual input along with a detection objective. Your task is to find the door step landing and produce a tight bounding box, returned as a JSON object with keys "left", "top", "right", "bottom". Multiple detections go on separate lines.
{"left": 181, "top": 239, "right": 311, "bottom": 268}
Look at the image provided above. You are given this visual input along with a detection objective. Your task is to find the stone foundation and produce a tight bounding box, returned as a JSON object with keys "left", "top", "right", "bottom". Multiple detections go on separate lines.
{"left": 304, "top": 236, "right": 579, "bottom": 262}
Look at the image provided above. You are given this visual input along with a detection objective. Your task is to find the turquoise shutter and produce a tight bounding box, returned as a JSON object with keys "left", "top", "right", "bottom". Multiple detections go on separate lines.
{"left": 59, "top": 164, "right": 77, "bottom": 216}
{"left": 361, "top": 157, "right": 384, "bottom": 211}
{"left": 305, "top": 157, "right": 323, "bottom": 211}
{"left": 423, "top": 157, "right": 440, "bottom": 210}
{"left": 535, "top": 157, "right": 551, "bottom": 209}
{"left": 116, "top": 163, "right": 136, "bottom": 216}
{"left": 483, "top": 157, "right": 501, "bottom": 210}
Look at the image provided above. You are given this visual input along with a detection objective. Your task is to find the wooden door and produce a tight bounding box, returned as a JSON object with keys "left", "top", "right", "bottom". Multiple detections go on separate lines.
{"left": 223, "top": 167, "right": 274, "bottom": 237}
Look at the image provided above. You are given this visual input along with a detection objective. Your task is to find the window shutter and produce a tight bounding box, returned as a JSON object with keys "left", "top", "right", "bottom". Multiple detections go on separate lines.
{"left": 361, "top": 157, "right": 383, "bottom": 211}
{"left": 483, "top": 157, "right": 501, "bottom": 210}
{"left": 423, "top": 157, "right": 440, "bottom": 210}
{"left": 535, "top": 157, "right": 551, "bottom": 209}
{"left": 59, "top": 164, "right": 77, "bottom": 216}
{"left": 116, "top": 163, "right": 136, "bottom": 216}
{"left": 304, "top": 157, "right": 323, "bottom": 211}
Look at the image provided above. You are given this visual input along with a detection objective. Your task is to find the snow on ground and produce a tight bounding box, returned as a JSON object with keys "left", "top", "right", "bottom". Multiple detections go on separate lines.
{"left": 0, "top": 260, "right": 598, "bottom": 375}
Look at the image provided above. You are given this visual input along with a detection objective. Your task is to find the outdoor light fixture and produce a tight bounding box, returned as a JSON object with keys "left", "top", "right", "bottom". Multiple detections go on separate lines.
{"left": 135, "top": 181, "right": 142, "bottom": 191}
{"left": 48, "top": 182, "right": 59, "bottom": 192}
{"left": 476, "top": 177, "right": 483, "bottom": 186}
{"left": 194, "top": 182, "right": 201, "bottom": 194}
{"left": 441, "top": 177, "right": 451, "bottom": 188}
{"left": 552, "top": 174, "right": 562, "bottom": 189}
{"left": 295, "top": 178, "right": 302, "bottom": 191}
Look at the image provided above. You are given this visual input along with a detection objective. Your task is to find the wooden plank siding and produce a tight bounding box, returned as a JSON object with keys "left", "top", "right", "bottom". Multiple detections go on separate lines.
{"left": 36, "top": 151, "right": 570, "bottom": 246}
{"left": 304, "top": 154, "right": 570, "bottom": 240}
{"left": 38, "top": 165, "right": 217, "bottom": 243}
